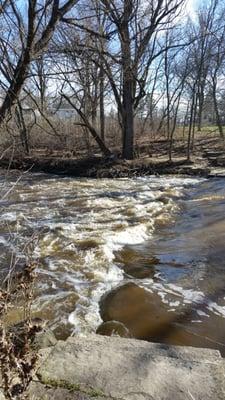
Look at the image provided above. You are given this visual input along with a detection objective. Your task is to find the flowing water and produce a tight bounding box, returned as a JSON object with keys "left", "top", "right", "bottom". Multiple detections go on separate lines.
{"left": 1, "top": 170, "right": 225, "bottom": 354}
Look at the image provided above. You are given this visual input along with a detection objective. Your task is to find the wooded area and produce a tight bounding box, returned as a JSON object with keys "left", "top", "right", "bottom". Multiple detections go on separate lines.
{"left": 0, "top": 0, "right": 225, "bottom": 161}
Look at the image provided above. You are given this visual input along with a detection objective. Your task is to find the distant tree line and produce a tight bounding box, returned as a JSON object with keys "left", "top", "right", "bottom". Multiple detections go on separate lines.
{"left": 0, "top": 0, "right": 225, "bottom": 160}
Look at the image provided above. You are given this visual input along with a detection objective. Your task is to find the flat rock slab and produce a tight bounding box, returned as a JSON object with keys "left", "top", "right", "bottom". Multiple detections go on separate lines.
{"left": 28, "top": 381, "right": 115, "bottom": 400}
{"left": 38, "top": 334, "right": 225, "bottom": 400}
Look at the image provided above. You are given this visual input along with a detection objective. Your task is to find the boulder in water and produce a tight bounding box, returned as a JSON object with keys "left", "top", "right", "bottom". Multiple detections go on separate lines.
{"left": 96, "top": 320, "right": 131, "bottom": 338}
{"left": 99, "top": 282, "right": 179, "bottom": 340}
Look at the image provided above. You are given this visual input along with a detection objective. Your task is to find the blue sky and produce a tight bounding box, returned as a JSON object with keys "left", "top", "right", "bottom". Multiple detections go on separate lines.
{"left": 187, "top": 0, "right": 205, "bottom": 17}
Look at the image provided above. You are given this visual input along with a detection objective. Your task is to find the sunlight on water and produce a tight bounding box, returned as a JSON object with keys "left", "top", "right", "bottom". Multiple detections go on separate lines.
{"left": 1, "top": 171, "right": 225, "bottom": 354}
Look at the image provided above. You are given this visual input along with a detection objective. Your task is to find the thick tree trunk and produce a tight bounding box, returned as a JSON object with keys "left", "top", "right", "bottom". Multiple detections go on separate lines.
{"left": 122, "top": 80, "right": 134, "bottom": 160}
{"left": 99, "top": 64, "right": 105, "bottom": 142}
{"left": 0, "top": 53, "right": 30, "bottom": 124}
{"left": 121, "top": 20, "right": 134, "bottom": 159}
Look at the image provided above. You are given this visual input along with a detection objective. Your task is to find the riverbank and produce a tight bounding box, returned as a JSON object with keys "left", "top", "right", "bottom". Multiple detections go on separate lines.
{"left": 1, "top": 334, "right": 225, "bottom": 400}
{"left": 1, "top": 153, "right": 225, "bottom": 178}
{"left": 1, "top": 133, "right": 225, "bottom": 178}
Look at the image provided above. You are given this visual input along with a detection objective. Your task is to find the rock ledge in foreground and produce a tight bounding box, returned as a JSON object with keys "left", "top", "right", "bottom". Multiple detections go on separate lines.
{"left": 36, "top": 334, "right": 225, "bottom": 400}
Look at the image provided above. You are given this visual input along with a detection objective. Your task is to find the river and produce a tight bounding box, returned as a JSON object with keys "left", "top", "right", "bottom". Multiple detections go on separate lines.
{"left": 1, "top": 170, "right": 225, "bottom": 354}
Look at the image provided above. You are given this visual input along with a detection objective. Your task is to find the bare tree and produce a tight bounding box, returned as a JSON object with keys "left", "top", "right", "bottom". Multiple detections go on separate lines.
{"left": 50, "top": 12, "right": 112, "bottom": 156}
{"left": 0, "top": 0, "right": 79, "bottom": 127}
{"left": 98, "top": 0, "right": 185, "bottom": 159}
{"left": 208, "top": 4, "right": 225, "bottom": 138}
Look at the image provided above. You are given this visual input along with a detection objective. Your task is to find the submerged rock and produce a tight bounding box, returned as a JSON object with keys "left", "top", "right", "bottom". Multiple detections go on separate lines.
{"left": 96, "top": 320, "right": 131, "bottom": 338}
{"left": 99, "top": 282, "right": 180, "bottom": 340}
{"left": 115, "top": 247, "right": 158, "bottom": 279}
{"left": 122, "top": 264, "right": 155, "bottom": 279}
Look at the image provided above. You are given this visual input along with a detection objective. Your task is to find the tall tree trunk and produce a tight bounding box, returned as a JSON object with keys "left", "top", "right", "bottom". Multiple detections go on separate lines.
{"left": 91, "top": 108, "right": 97, "bottom": 128}
{"left": 121, "top": 1, "right": 134, "bottom": 160}
{"left": 122, "top": 77, "right": 134, "bottom": 160}
{"left": 197, "top": 85, "right": 204, "bottom": 131}
{"left": 38, "top": 56, "right": 46, "bottom": 112}
{"left": 212, "top": 77, "right": 224, "bottom": 139}
{"left": 169, "top": 94, "right": 182, "bottom": 162}
{"left": 191, "top": 92, "right": 197, "bottom": 150}
{"left": 99, "top": 64, "right": 105, "bottom": 142}
{"left": 187, "top": 86, "right": 196, "bottom": 161}
{"left": 183, "top": 101, "right": 190, "bottom": 139}
{"left": 164, "top": 40, "right": 170, "bottom": 142}
{"left": 15, "top": 103, "right": 29, "bottom": 154}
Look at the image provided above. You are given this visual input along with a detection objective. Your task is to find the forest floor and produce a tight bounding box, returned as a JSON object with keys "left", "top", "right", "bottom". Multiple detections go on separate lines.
{"left": 1, "top": 131, "right": 225, "bottom": 178}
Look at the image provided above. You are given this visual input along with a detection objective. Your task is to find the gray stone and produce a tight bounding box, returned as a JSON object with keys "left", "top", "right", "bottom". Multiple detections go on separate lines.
{"left": 28, "top": 381, "right": 116, "bottom": 400}
{"left": 0, "top": 390, "right": 5, "bottom": 400}
{"left": 33, "top": 329, "right": 57, "bottom": 349}
{"left": 37, "top": 334, "right": 225, "bottom": 400}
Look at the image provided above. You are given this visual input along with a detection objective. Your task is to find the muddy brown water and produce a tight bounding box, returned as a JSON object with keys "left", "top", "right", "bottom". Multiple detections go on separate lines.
{"left": 1, "top": 170, "right": 225, "bottom": 354}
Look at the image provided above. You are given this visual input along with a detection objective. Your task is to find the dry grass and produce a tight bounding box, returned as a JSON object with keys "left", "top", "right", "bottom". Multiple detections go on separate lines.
{"left": 0, "top": 168, "right": 43, "bottom": 400}
{"left": 0, "top": 259, "right": 40, "bottom": 399}
{"left": 0, "top": 112, "right": 224, "bottom": 164}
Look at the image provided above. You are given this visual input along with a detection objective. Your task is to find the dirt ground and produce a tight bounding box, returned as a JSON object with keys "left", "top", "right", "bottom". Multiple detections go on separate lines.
{"left": 0, "top": 132, "right": 225, "bottom": 178}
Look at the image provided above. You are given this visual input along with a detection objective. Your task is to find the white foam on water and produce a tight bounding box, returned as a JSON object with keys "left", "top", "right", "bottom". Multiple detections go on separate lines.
{"left": 67, "top": 207, "right": 162, "bottom": 333}
{"left": 0, "top": 236, "right": 7, "bottom": 245}
{"left": 43, "top": 177, "right": 204, "bottom": 332}
{"left": 69, "top": 263, "right": 124, "bottom": 334}
{"left": 102, "top": 223, "right": 150, "bottom": 261}
{"left": 152, "top": 281, "right": 225, "bottom": 321}
{"left": 166, "top": 284, "right": 205, "bottom": 304}
{"left": 197, "top": 310, "right": 209, "bottom": 318}
{"left": 169, "top": 300, "right": 181, "bottom": 307}
{"left": 149, "top": 281, "right": 206, "bottom": 311}
{"left": 207, "top": 301, "right": 225, "bottom": 317}
{"left": 1, "top": 174, "right": 205, "bottom": 334}
{"left": 1, "top": 212, "right": 18, "bottom": 221}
